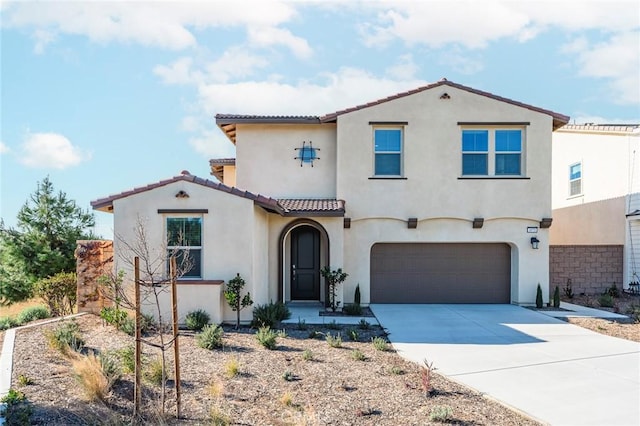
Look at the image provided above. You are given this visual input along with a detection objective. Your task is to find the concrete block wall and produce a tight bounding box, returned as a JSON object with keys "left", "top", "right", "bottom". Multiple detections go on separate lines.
{"left": 549, "top": 245, "right": 623, "bottom": 296}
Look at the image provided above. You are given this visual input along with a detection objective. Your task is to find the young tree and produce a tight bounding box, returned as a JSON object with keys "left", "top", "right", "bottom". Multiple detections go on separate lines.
{"left": 0, "top": 177, "right": 95, "bottom": 304}
{"left": 224, "top": 273, "right": 253, "bottom": 329}
{"left": 320, "top": 267, "right": 348, "bottom": 312}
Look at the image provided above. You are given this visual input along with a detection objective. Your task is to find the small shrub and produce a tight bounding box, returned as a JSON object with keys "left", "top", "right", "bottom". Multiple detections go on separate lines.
{"left": 326, "top": 332, "right": 342, "bottom": 348}
{"left": 563, "top": 278, "right": 574, "bottom": 299}
{"left": 140, "top": 313, "right": 156, "bottom": 334}
{"left": 197, "top": 324, "right": 224, "bottom": 350}
{"left": 297, "top": 318, "right": 307, "bottom": 330}
{"left": 627, "top": 304, "right": 640, "bottom": 323}
{"left": 389, "top": 365, "right": 404, "bottom": 375}
{"left": 33, "top": 272, "right": 77, "bottom": 316}
{"left": 342, "top": 303, "right": 362, "bottom": 316}
{"left": 99, "top": 352, "right": 122, "bottom": 386}
{"left": 144, "top": 357, "right": 168, "bottom": 386}
{"left": 100, "top": 306, "right": 128, "bottom": 328}
{"left": 553, "top": 286, "right": 561, "bottom": 308}
{"left": 371, "top": 336, "right": 389, "bottom": 351}
{"left": 351, "top": 349, "right": 366, "bottom": 361}
{"left": 208, "top": 379, "right": 224, "bottom": 398}
{"left": 224, "top": 273, "right": 254, "bottom": 329}
{"left": 116, "top": 346, "right": 135, "bottom": 374}
{"left": 598, "top": 294, "right": 614, "bottom": 308}
{"left": 301, "top": 349, "right": 314, "bottom": 361}
{"left": 326, "top": 319, "right": 340, "bottom": 330}
{"left": 535, "top": 283, "right": 543, "bottom": 308}
{"left": 605, "top": 283, "right": 620, "bottom": 298}
{"left": 119, "top": 317, "right": 135, "bottom": 336}
{"left": 320, "top": 267, "right": 348, "bottom": 312}
{"left": 280, "top": 391, "right": 293, "bottom": 406}
{"left": 421, "top": 358, "right": 436, "bottom": 397}
{"left": 209, "top": 406, "right": 231, "bottom": 426}
{"left": 358, "top": 319, "right": 370, "bottom": 330}
{"left": 47, "top": 320, "right": 85, "bottom": 354}
{"left": 282, "top": 370, "right": 295, "bottom": 381}
{"left": 16, "top": 305, "right": 50, "bottom": 324}
{"left": 72, "top": 351, "right": 120, "bottom": 401}
{"left": 276, "top": 329, "right": 287, "bottom": 338}
{"left": 224, "top": 356, "right": 240, "bottom": 378}
{"left": 256, "top": 326, "right": 278, "bottom": 350}
{"left": 0, "top": 316, "right": 18, "bottom": 330}
{"left": 251, "top": 301, "right": 291, "bottom": 328}
{"left": 17, "top": 374, "right": 33, "bottom": 386}
{"left": 429, "top": 405, "right": 453, "bottom": 422}
{"left": 347, "top": 328, "right": 359, "bottom": 341}
{"left": 185, "top": 309, "right": 210, "bottom": 331}
{"left": 307, "top": 330, "right": 321, "bottom": 339}
{"left": 354, "top": 284, "right": 361, "bottom": 305}
{"left": 1, "top": 388, "right": 32, "bottom": 425}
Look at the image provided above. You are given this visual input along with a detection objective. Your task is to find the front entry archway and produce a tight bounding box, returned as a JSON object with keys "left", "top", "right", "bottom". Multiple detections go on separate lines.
{"left": 290, "top": 226, "right": 321, "bottom": 300}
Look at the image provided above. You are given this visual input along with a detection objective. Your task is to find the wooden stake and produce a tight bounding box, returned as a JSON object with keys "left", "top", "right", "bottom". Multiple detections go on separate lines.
{"left": 134, "top": 256, "right": 142, "bottom": 418}
{"left": 170, "top": 256, "right": 182, "bottom": 418}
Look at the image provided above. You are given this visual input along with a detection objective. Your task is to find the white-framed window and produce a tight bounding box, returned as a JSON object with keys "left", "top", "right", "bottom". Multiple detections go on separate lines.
{"left": 166, "top": 216, "right": 202, "bottom": 278}
{"left": 373, "top": 127, "right": 403, "bottom": 176}
{"left": 569, "top": 162, "right": 582, "bottom": 197}
{"left": 461, "top": 127, "right": 524, "bottom": 176}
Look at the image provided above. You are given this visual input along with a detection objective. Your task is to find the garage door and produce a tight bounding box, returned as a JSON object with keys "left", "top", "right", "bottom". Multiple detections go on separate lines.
{"left": 370, "top": 243, "right": 511, "bottom": 303}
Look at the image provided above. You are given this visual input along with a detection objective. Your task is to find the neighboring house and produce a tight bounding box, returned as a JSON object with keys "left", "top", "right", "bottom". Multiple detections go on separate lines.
{"left": 92, "top": 79, "right": 569, "bottom": 324}
{"left": 550, "top": 124, "right": 640, "bottom": 295}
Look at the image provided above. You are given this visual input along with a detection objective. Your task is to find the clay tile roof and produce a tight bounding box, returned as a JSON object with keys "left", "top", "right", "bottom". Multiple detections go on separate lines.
{"left": 90, "top": 173, "right": 283, "bottom": 215}
{"left": 277, "top": 199, "right": 345, "bottom": 217}
{"left": 209, "top": 158, "right": 236, "bottom": 165}
{"left": 557, "top": 124, "right": 640, "bottom": 134}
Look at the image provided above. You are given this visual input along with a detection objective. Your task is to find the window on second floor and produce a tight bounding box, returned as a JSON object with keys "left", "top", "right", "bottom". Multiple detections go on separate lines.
{"left": 374, "top": 127, "right": 403, "bottom": 176}
{"left": 569, "top": 162, "right": 582, "bottom": 197}
{"left": 461, "top": 128, "right": 524, "bottom": 176}
{"left": 166, "top": 217, "right": 202, "bottom": 278}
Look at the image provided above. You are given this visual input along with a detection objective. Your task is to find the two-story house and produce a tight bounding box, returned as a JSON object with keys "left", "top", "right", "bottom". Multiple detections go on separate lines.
{"left": 92, "top": 79, "right": 569, "bottom": 323}
{"left": 550, "top": 124, "right": 640, "bottom": 295}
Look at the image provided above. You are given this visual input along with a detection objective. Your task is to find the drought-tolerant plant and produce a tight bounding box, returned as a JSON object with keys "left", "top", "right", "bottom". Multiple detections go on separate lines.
{"left": 307, "top": 330, "right": 321, "bottom": 339}
{"left": 116, "top": 346, "right": 136, "bottom": 374}
{"left": 301, "top": 349, "right": 314, "bottom": 361}
{"left": 389, "top": 365, "right": 404, "bottom": 375}
{"left": 197, "top": 324, "right": 224, "bottom": 350}
{"left": 326, "top": 319, "right": 340, "bottom": 330}
{"left": 256, "top": 326, "right": 278, "bottom": 350}
{"left": 282, "top": 370, "right": 295, "bottom": 381}
{"left": 276, "top": 329, "right": 288, "bottom": 338}
{"left": 372, "top": 336, "right": 389, "bottom": 351}
{"left": 429, "top": 405, "right": 453, "bottom": 422}
{"left": 297, "top": 318, "right": 307, "bottom": 330}
{"left": 320, "top": 267, "right": 348, "bottom": 312}
{"left": 224, "top": 356, "right": 240, "bottom": 378}
{"left": 145, "top": 357, "right": 169, "bottom": 386}
{"left": 72, "top": 351, "right": 121, "bottom": 401}
{"left": 627, "top": 304, "right": 640, "bottom": 323}
{"left": 605, "top": 283, "right": 620, "bottom": 298}
{"left": 16, "top": 305, "right": 49, "bottom": 324}
{"left": 224, "top": 273, "right": 253, "bottom": 329}
{"left": 208, "top": 378, "right": 224, "bottom": 398}
{"left": 351, "top": 349, "right": 366, "bottom": 361}
{"left": 535, "top": 283, "right": 543, "bottom": 308}
{"left": 17, "top": 374, "right": 33, "bottom": 387}
{"left": 342, "top": 303, "right": 362, "bottom": 316}
{"left": 280, "top": 391, "right": 293, "bottom": 406}
{"left": 354, "top": 283, "right": 361, "bottom": 305}
{"left": 598, "top": 294, "right": 614, "bottom": 308}
{"left": 358, "top": 319, "right": 370, "bottom": 330}
{"left": 47, "top": 320, "right": 85, "bottom": 354}
{"left": 1, "top": 388, "right": 32, "bottom": 425}
{"left": 326, "top": 332, "right": 342, "bottom": 348}
{"left": 0, "top": 316, "right": 18, "bottom": 330}
{"left": 563, "top": 278, "right": 574, "bottom": 299}
{"left": 347, "top": 328, "right": 359, "bottom": 341}
{"left": 553, "top": 286, "right": 561, "bottom": 308}
{"left": 421, "top": 358, "right": 436, "bottom": 397}
{"left": 100, "top": 306, "right": 128, "bottom": 328}
{"left": 209, "top": 406, "right": 231, "bottom": 426}
{"left": 251, "top": 301, "right": 291, "bottom": 328}
{"left": 33, "top": 272, "right": 78, "bottom": 317}
{"left": 185, "top": 309, "right": 210, "bottom": 331}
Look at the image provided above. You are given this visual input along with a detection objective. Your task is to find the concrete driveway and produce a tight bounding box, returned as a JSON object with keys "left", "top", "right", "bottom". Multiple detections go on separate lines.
{"left": 370, "top": 304, "right": 640, "bottom": 426}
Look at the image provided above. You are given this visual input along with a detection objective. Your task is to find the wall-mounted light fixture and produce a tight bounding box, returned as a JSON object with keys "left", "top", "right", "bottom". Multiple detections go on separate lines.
{"left": 530, "top": 236, "right": 540, "bottom": 249}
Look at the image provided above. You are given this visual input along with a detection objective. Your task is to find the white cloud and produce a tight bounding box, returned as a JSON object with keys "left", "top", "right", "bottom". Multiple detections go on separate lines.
{"left": 247, "top": 26, "right": 312, "bottom": 59}
{"left": 154, "top": 57, "right": 202, "bottom": 85}
{"left": 205, "top": 47, "right": 269, "bottom": 83}
{"left": 32, "top": 29, "right": 56, "bottom": 54}
{"left": 19, "top": 132, "right": 90, "bottom": 169}
{"left": 2, "top": 1, "right": 298, "bottom": 51}
{"left": 438, "top": 49, "right": 484, "bottom": 75}
{"left": 385, "top": 54, "right": 419, "bottom": 80}
{"left": 189, "top": 129, "right": 236, "bottom": 159}
{"left": 0, "top": 141, "right": 9, "bottom": 154}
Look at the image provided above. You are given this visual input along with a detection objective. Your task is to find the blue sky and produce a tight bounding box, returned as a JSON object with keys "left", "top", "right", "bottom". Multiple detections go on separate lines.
{"left": 1, "top": 0, "right": 639, "bottom": 238}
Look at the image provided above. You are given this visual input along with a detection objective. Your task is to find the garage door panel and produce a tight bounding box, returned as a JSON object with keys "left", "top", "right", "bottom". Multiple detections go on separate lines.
{"left": 371, "top": 243, "right": 511, "bottom": 303}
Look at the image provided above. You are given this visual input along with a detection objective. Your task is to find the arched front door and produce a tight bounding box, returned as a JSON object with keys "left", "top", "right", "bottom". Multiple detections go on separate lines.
{"left": 290, "top": 225, "right": 321, "bottom": 300}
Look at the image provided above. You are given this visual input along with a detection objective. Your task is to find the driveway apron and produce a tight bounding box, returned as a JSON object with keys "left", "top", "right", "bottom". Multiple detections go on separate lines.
{"left": 370, "top": 304, "right": 640, "bottom": 426}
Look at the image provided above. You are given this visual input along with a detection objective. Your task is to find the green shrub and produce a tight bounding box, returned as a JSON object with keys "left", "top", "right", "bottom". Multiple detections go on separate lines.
{"left": 100, "top": 306, "right": 128, "bottom": 328}
{"left": 119, "top": 317, "right": 135, "bottom": 336}
{"left": 326, "top": 332, "right": 342, "bottom": 348}
{"left": 429, "top": 405, "right": 453, "bottom": 422}
{"left": 535, "top": 283, "right": 543, "bottom": 308}
{"left": 255, "top": 326, "right": 278, "bottom": 350}
{"left": 116, "top": 346, "right": 136, "bottom": 374}
{"left": 1, "top": 388, "right": 32, "bottom": 425}
{"left": 0, "top": 316, "right": 18, "bottom": 330}
{"left": 347, "top": 328, "right": 359, "bottom": 341}
{"left": 598, "top": 294, "right": 614, "bottom": 308}
{"left": 297, "top": 318, "right": 307, "bottom": 330}
{"left": 553, "top": 286, "right": 561, "bottom": 308}
{"left": 358, "top": 319, "right": 370, "bottom": 330}
{"left": 251, "top": 301, "right": 291, "bottom": 328}
{"left": 144, "top": 357, "right": 168, "bottom": 386}
{"left": 389, "top": 366, "right": 404, "bottom": 375}
{"left": 605, "top": 283, "right": 620, "bottom": 298}
{"left": 627, "top": 304, "right": 640, "bottom": 323}
{"left": 33, "top": 272, "right": 77, "bottom": 316}
{"left": 351, "top": 349, "right": 366, "bottom": 361}
{"left": 307, "top": 330, "right": 321, "bottom": 339}
{"left": 47, "top": 320, "right": 85, "bottom": 353}
{"left": 342, "top": 303, "right": 362, "bottom": 316}
{"left": 224, "top": 273, "right": 254, "bottom": 329}
{"left": 371, "top": 337, "right": 389, "bottom": 351}
{"left": 354, "top": 284, "right": 361, "bottom": 305}
{"left": 301, "top": 349, "right": 314, "bottom": 361}
{"left": 185, "top": 309, "right": 210, "bottom": 331}
{"left": 197, "top": 324, "right": 224, "bottom": 350}
{"left": 282, "top": 370, "right": 295, "bottom": 382}
{"left": 16, "top": 305, "right": 50, "bottom": 324}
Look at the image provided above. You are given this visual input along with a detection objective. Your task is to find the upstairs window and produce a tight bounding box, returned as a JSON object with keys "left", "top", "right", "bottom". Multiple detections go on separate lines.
{"left": 461, "top": 127, "right": 524, "bottom": 176}
{"left": 495, "top": 130, "right": 522, "bottom": 175}
{"left": 166, "top": 217, "right": 202, "bottom": 278}
{"left": 569, "top": 162, "right": 582, "bottom": 197}
{"left": 374, "top": 128, "right": 403, "bottom": 176}
{"left": 462, "top": 130, "right": 489, "bottom": 175}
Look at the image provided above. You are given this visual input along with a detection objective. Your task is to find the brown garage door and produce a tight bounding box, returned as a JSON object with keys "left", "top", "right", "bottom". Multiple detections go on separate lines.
{"left": 370, "top": 243, "right": 511, "bottom": 303}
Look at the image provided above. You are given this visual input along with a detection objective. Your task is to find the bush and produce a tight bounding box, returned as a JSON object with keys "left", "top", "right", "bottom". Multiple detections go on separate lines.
{"left": 301, "top": 349, "right": 314, "bottom": 361}
{"left": 47, "top": 320, "right": 85, "bottom": 354}
{"left": 535, "top": 283, "right": 543, "bottom": 308}
{"left": 553, "top": 286, "right": 561, "bottom": 308}
{"left": 429, "top": 405, "right": 453, "bottom": 422}
{"left": 1, "top": 388, "right": 32, "bottom": 425}
{"left": 224, "top": 356, "right": 240, "bottom": 378}
{"left": 144, "top": 357, "right": 168, "bottom": 386}
{"left": 100, "top": 306, "right": 128, "bottom": 327}
{"left": 119, "top": 317, "right": 135, "bottom": 336}
{"left": 71, "top": 351, "right": 120, "bottom": 401}
{"left": 326, "top": 332, "right": 342, "bottom": 348}
{"left": 185, "top": 309, "right": 210, "bottom": 331}
{"left": 0, "top": 316, "right": 18, "bottom": 330}
{"left": 351, "top": 349, "right": 366, "bottom": 361}
{"left": 251, "top": 301, "right": 291, "bottom": 328}
{"left": 33, "top": 272, "right": 77, "bottom": 317}
{"left": 358, "top": 319, "right": 370, "bottom": 330}
{"left": 197, "top": 324, "right": 224, "bottom": 350}
{"left": 598, "top": 294, "right": 614, "bottom": 308}
{"left": 255, "top": 326, "right": 278, "bottom": 350}
{"left": 116, "top": 346, "right": 135, "bottom": 374}
{"left": 342, "top": 303, "right": 362, "bottom": 316}
{"left": 16, "top": 305, "right": 50, "bottom": 324}
{"left": 371, "top": 336, "right": 389, "bottom": 351}
{"left": 605, "top": 283, "right": 620, "bottom": 298}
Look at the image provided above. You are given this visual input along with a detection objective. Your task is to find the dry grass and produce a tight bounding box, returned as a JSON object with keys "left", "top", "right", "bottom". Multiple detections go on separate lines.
{"left": 70, "top": 351, "right": 113, "bottom": 402}
{"left": 0, "top": 298, "right": 42, "bottom": 318}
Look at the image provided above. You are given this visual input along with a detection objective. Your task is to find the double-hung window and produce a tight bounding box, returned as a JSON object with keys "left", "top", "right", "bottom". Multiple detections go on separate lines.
{"left": 374, "top": 127, "right": 403, "bottom": 176}
{"left": 461, "top": 127, "right": 524, "bottom": 176}
{"left": 166, "top": 217, "right": 202, "bottom": 278}
{"left": 569, "top": 162, "right": 582, "bottom": 196}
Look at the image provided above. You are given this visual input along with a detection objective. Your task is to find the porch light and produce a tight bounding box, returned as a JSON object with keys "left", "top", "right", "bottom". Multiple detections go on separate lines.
{"left": 530, "top": 236, "right": 540, "bottom": 249}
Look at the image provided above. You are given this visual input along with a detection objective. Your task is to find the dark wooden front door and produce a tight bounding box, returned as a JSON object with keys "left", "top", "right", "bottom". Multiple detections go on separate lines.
{"left": 291, "top": 226, "right": 320, "bottom": 300}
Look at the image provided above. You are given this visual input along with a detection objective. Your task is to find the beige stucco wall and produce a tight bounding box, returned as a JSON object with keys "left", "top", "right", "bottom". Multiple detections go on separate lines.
{"left": 112, "top": 180, "right": 268, "bottom": 324}
{"left": 334, "top": 85, "right": 555, "bottom": 304}
{"left": 222, "top": 165, "right": 236, "bottom": 187}
{"left": 552, "top": 129, "right": 640, "bottom": 209}
{"left": 550, "top": 197, "right": 625, "bottom": 245}
{"left": 235, "top": 124, "right": 337, "bottom": 198}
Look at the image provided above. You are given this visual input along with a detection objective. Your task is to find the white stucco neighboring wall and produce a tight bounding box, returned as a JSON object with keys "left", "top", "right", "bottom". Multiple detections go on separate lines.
{"left": 111, "top": 180, "right": 267, "bottom": 325}
{"left": 235, "top": 124, "right": 337, "bottom": 198}
{"left": 335, "top": 85, "right": 554, "bottom": 304}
